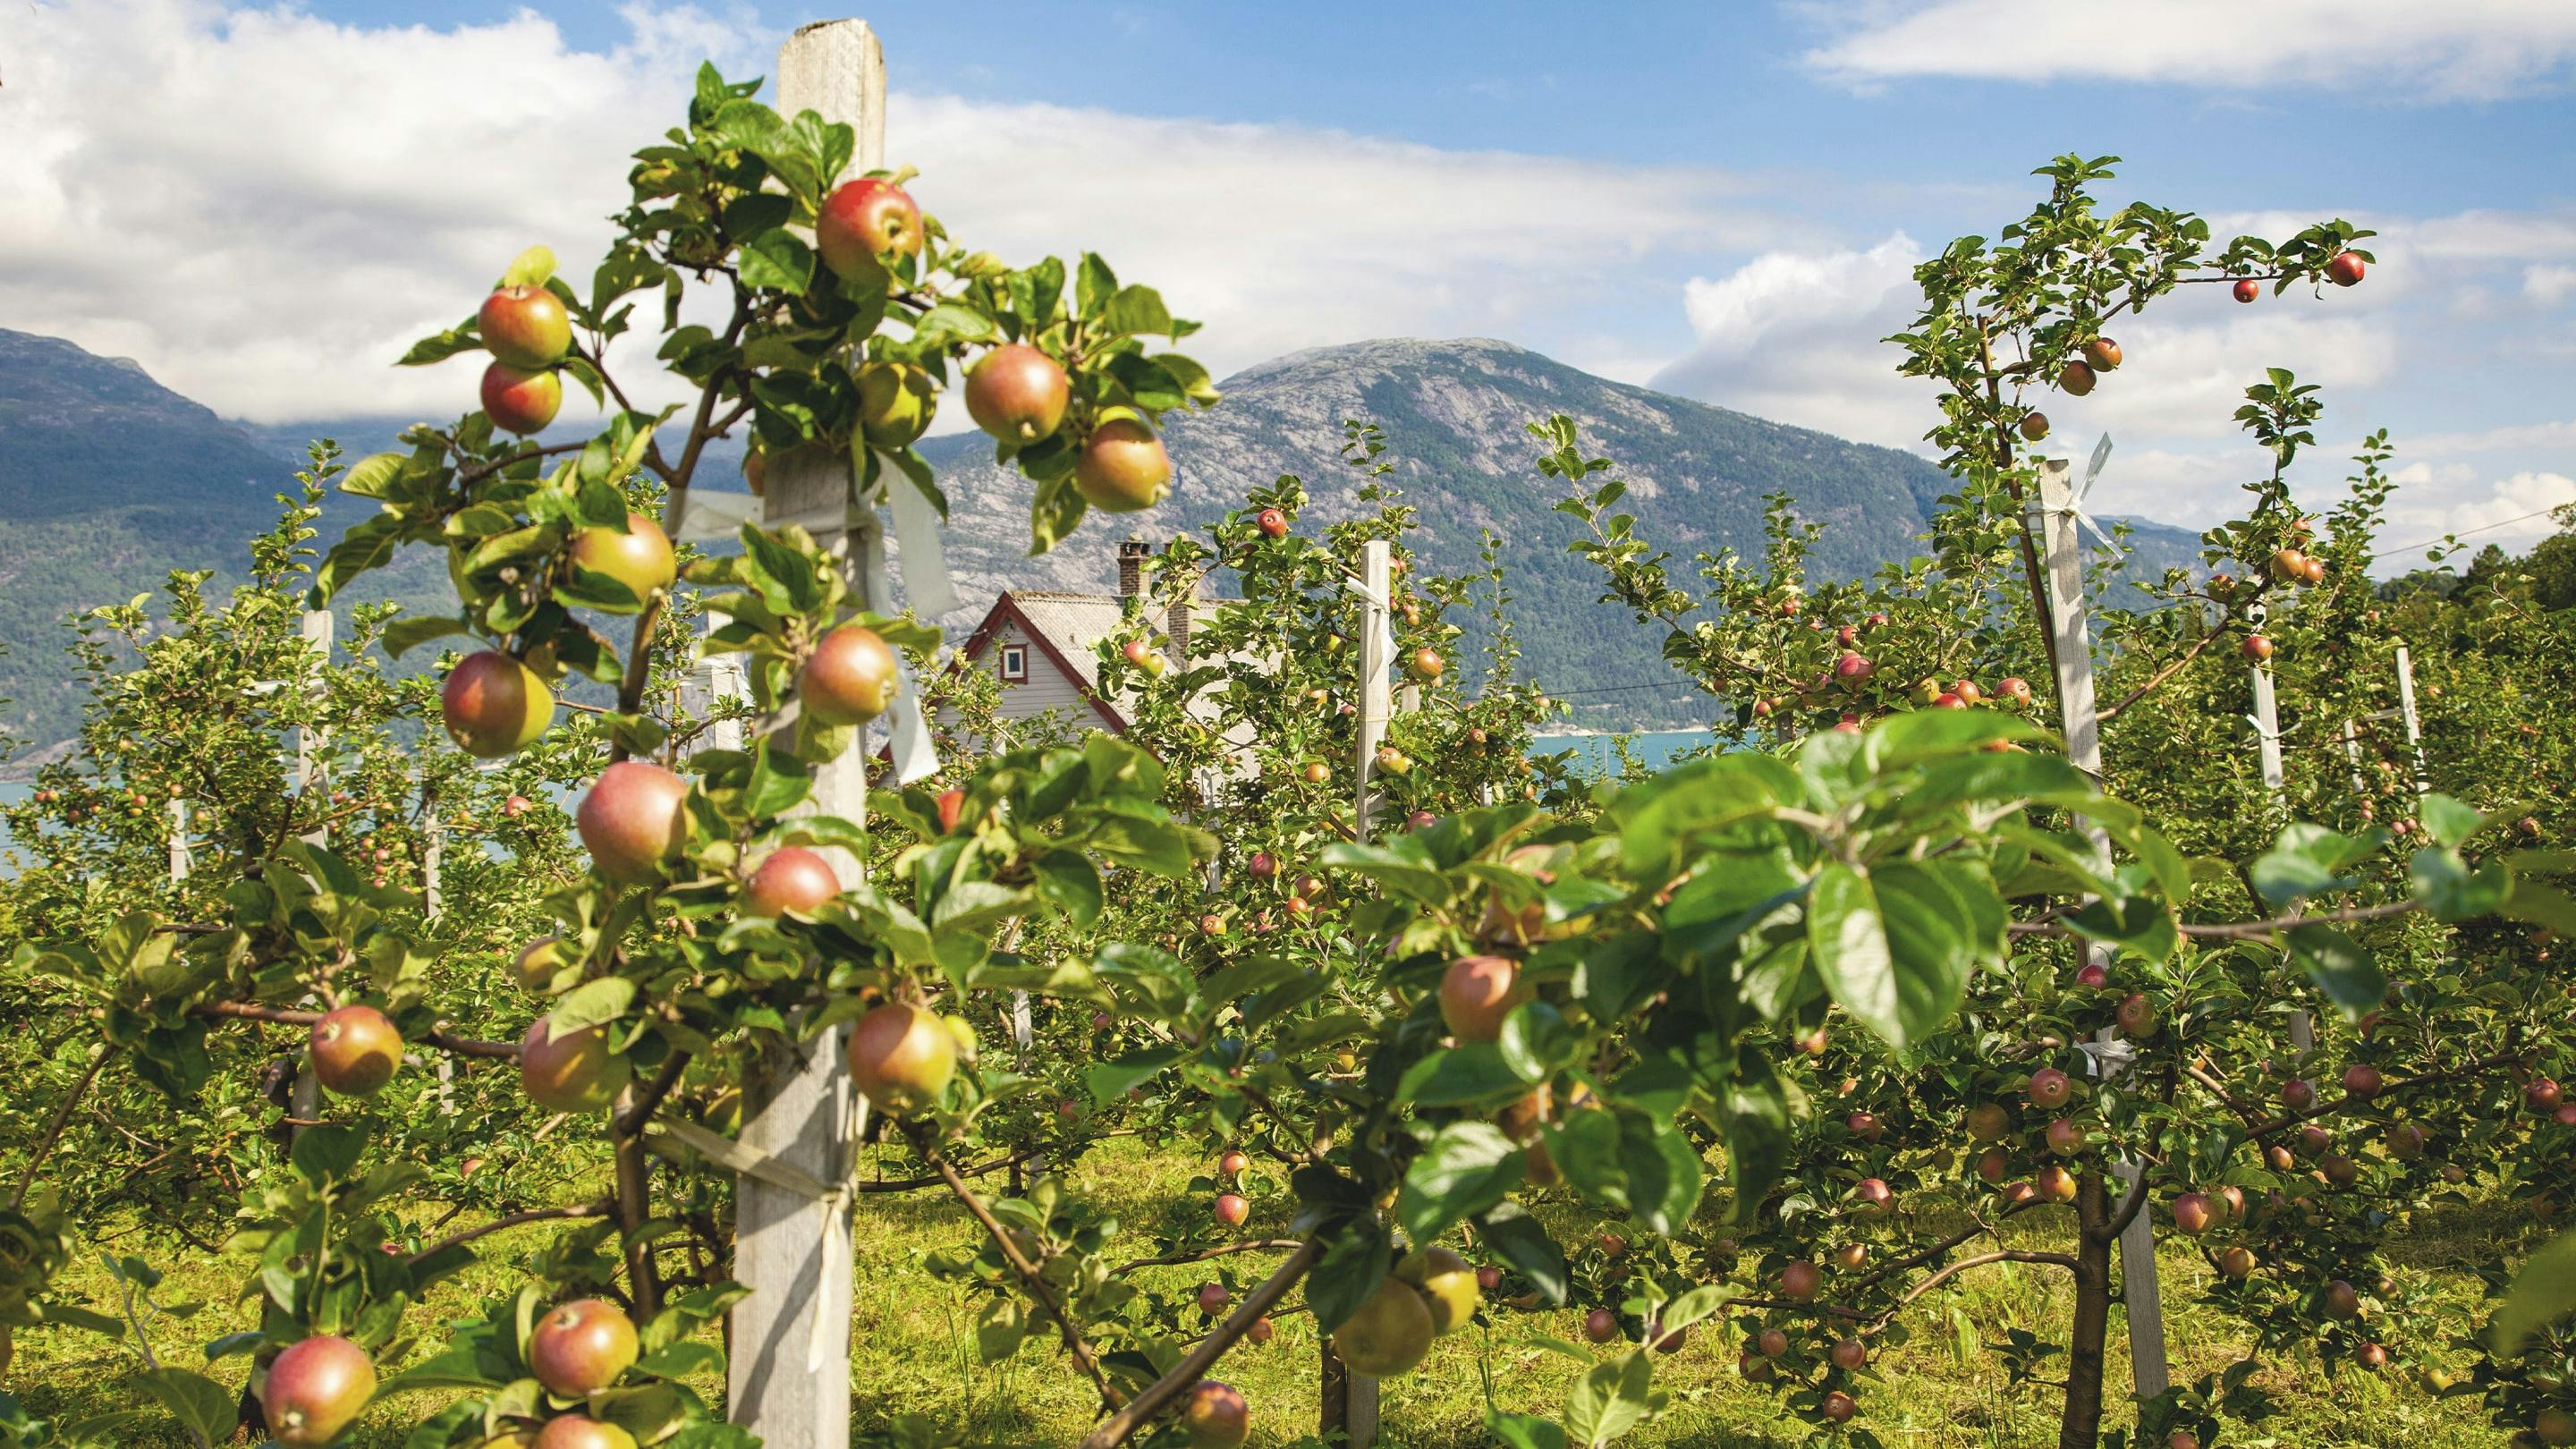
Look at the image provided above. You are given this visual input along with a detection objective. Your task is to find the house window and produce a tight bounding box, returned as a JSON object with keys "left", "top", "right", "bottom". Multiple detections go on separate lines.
{"left": 999, "top": 643, "right": 1028, "bottom": 682}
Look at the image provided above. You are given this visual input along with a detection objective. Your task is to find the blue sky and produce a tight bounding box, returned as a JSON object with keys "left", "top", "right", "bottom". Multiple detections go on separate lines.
{"left": 6, "top": 1, "right": 2574, "bottom": 560}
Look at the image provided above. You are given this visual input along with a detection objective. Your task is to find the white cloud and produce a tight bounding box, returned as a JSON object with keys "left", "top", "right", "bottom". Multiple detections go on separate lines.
{"left": 2382, "top": 470, "right": 2576, "bottom": 560}
{"left": 1803, "top": 0, "right": 2576, "bottom": 99}
{"left": 2529, "top": 266, "right": 2576, "bottom": 306}
{"left": 0, "top": 0, "right": 1778, "bottom": 428}
{"left": 1649, "top": 233, "right": 1933, "bottom": 445}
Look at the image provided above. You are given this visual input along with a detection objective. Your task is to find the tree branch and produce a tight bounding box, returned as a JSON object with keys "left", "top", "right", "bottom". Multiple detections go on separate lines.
{"left": 1077, "top": 1236, "right": 1325, "bottom": 1449}
{"left": 915, "top": 1131, "right": 1115, "bottom": 1411}
{"left": 407, "top": 1201, "right": 614, "bottom": 1265}
{"left": 198, "top": 1000, "right": 520, "bottom": 1059}
{"left": 11, "top": 1043, "right": 116, "bottom": 1211}
{"left": 1112, "top": 1239, "right": 1305, "bottom": 1276}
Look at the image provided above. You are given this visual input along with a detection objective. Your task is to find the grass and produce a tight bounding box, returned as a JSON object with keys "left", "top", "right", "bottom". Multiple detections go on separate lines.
{"left": 10, "top": 1138, "right": 2522, "bottom": 1447}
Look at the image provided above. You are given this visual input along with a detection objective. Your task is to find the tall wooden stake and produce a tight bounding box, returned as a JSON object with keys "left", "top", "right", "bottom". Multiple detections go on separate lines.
{"left": 2036, "top": 460, "right": 2169, "bottom": 1400}
{"left": 722, "top": 21, "right": 884, "bottom": 1445}
{"left": 2248, "top": 657, "right": 2312, "bottom": 1053}
{"left": 2394, "top": 643, "right": 2430, "bottom": 796}
{"left": 289, "top": 607, "right": 334, "bottom": 1133}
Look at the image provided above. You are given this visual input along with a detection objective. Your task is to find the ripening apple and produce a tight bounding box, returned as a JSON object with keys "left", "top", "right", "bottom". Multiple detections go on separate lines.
{"left": 309, "top": 1004, "right": 402, "bottom": 1098}
{"left": 1821, "top": 1391, "right": 1856, "bottom": 1425}
{"left": 2059, "top": 360, "right": 2097, "bottom": 396}
{"left": 261, "top": 1335, "right": 377, "bottom": 1447}
{"left": 2115, "top": 991, "right": 2158, "bottom": 1038}
{"left": 1834, "top": 1241, "right": 1868, "bottom": 1271}
{"left": 520, "top": 1015, "right": 631, "bottom": 1114}
{"left": 1220, "top": 1149, "right": 1249, "bottom": 1176}
{"left": 2323, "top": 1279, "right": 2362, "bottom": 1318}
{"left": 1976, "top": 1148, "right": 2011, "bottom": 1184}
{"left": 1181, "top": 1381, "right": 1249, "bottom": 1449}
{"left": 1214, "top": 1192, "right": 1249, "bottom": 1228}
{"left": 1253, "top": 506, "right": 1289, "bottom": 539}
{"left": 1123, "top": 639, "right": 1167, "bottom": 676}
{"left": 1779, "top": 1259, "right": 1822, "bottom": 1301}
{"left": 2172, "top": 1191, "right": 2214, "bottom": 1234}
{"left": 513, "top": 934, "right": 574, "bottom": 994}
{"left": 576, "top": 760, "right": 690, "bottom": 884}
{"left": 2216, "top": 1246, "right": 2256, "bottom": 1278}
{"left": 535, "top": 1418, "right": 639, "bottom": 1449}
{"left": 855, "top": 360, "right": 935, "bottom": 446}
{"left": 847, "top": 1002, "right": 956, "bottom": 1117}
{"left": 2355, "top": 1341, "right": 2389, "bottom": 1370}
{"left": 1438, "top": 954, "right": 1530, "bottom": 1042}
{"left": 2021, "top": 411, "right": 2050, "bottom": 442}
{"left": 1332, "top": 1278, "right": 1435, "bottom": 1377}
{"left": 441, "top": 651, "right": 555, "bottom": 758}
{"left": 2029, "top": 1068, "right": 2072, "bottom": 1109}
{"left": 1407, "top": 648, "right": 1445, "bottom": 683}
{"left": 480, "top": 284, "right": 573, "bottom": 369}
{"left": 1932, "top": 691, "right": 1965, "bottom": 709}
{"left": 2534, "top": 1078, "right": 2566, "bottom": 1112}
{"left": 1248, "top": 1317, "right": 1275, "bottom": 1344}
{"left": 567, "top": 512, "right": 676, "bottom": 606}
{"left": 1476, "top": 1266, "right": 1503, "bottom": 1292}
{"left": 2083, "top": 337, "right": 2122, "bottom": 371}
{"left": 1845, "top": 1110, "right": 1884, "bottom": 1142}
{"left": 1074, "top": 418, "right": 1173, "bottom": 513}
{"left": 1852, "top": 1177, "right": 1894, "bottom": 1216}
{"left": 2036, "top": 1164, "right": 2079, "bottom": 1202}
{"left": 1397, "top": 1246, "right": 1482, "bottom": 1334}
{"left": 2385, "top": 1122, "right": 2427, "bottom": 1159}
{"left": 801, "top": 624, "right": 900, "bottom": 726}
{"left": 2233, "top": 277, "right": 2261, "bottom": 303}
{"left": 2242, "top": 635, "right": 2273, "bottom": 662}
{"left": 1835, "top": 652, "right": 1874, "bottom": 687}
{"left": 2045, "top": 1119, "right": 2085, "bottom": 1157}
{"left": 1737, "top": 1350, "right": 1774, "bottom": 1382}
{"left": 2075, "top": 962, "right": 2110, "bottom": 990}
{"left": 528, "top": 1298, "right": 640, "bottom": 1397}
{"left": 481, "top": 362, "right": 562, "bottom": 436}
{"left": 964, "top": 343, "right": 1070, "bottom": 443}
{"left": 2343, "top": 1063, "right": 2383, "bottom": 1100}
{"left": 2538, "top": 1407, "right": 2576, "bottom": 1446}
{"left": 1966, "top": 1103, "right": 2010, "bottom": 1141}
{"left": 745, "top": 846, "right": 840, "bottom": 918}
{"left": 1831, "top": 1338, "right": 1868, "bottom": 1372}
{"left": 1997, "top": 676, "right": 2033, "bottom": 708}
{"left": 1582, "top": 1308, "right": 1621, "bottom": 1343}
{"left": 2327, "top": 251, "right": 2367, "bottom": 287}
{"left": 816, "top": 177, "right": 923, "bottom": 276}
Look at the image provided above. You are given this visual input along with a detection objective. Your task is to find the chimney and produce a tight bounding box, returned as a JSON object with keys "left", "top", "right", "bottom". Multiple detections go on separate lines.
{"left": 1117, "top": 538, "right": 1149, "bottom": 598}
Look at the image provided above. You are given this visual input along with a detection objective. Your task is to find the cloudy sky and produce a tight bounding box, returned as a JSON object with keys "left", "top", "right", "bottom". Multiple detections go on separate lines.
{"left": 4, "top": 1, "right": 2573, "bottom": 566}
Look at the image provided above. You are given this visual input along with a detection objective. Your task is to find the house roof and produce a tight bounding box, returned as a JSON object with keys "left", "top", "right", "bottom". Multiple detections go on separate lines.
{"left": 955, "top": 589, "right": 1132, "bottom": 730}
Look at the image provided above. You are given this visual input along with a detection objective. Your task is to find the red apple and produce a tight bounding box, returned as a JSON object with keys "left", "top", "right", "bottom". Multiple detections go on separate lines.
{"left": 1181, "top": 1381, "right": 1248, "bottom": 1449}
{"left": 2233, "top": 277, "right": 2261, "bottom": 303}
{"left": 1407, "top": 648, "right": 1445, "bottom": 683}
{"left": 816, "top": 177, "right": 923, "bottom": 276}
{"left": 479, "top": 284, "right": 572, "bottom": 369}
{"left": 2342, "top": 1063, "right": 2383, "bottom": 1101}
{"left": 1779, "top": 1260, "right": 1821, "bottom": 1301}
{"left": 536, "top": 1418, "right": 640, "bottom": 1449}
{"left": 1256, "top": 507, "right": 1288, "bottom": 538}
{"left": 520, "top": 1015, "right": 631, "bottom": 1114}
{"left": 2327, "top": 251, "right": 2366, "bottom": 287}
{"left": 576, "top": 760, "right": 690, "bottom": 884}
{"left": 528, "top": 1297, "right": 640, "bottom": 1397}
{"left": 2075, "top": 962, "right": 2110, "bottom": 990}
{"left": 1197, "top": 1282, "right": 1231, "bottom": 1316}
{"left": 2084, "top": 337, "right": 2122, "bottom": 371}
{"left": 1438, "top": 954, "right": 1530, "bottom": 1042}
{"left": 2020, "top": 411, "right": 2050, "bottom": 442}
{"left": 1582, "top": 1308, "right": 1620, "bottom": 1343}
{"left": 963, "top": 343, "right": 1070, "bottom": 443}
{"left": 2059, "top": 360, "right": 2097, "bottom": 396}
{"left": 1248, "top": 1316, "right": 1274, "bottom": 1344}
{"left": 2172, "top": 1191, "right": 2214, "bottom": 1234}
{"left": 1214, "top": 1193, "right": 1249, "bottom": 1227}
{"left": 309, "top": 1004, "right": 402, "bottom": 1098}
{"left": 481, "top": 362, "right": 562, "bottom": 436}
{"left": 1853, "top": 1177, "right": 1894, "bottom": 1216}
{"left": 2036, "top": 1164, "right": 2079, "bottom": 1202}
{"left": 2115, "top": 992, "right": 2158, "bottom": 1038}
{"left": 847, "top": 1002, "right": 956, "bottom": 1117}
{"left": 745, "top": 846, "right": 840, "bottom": 918}
{"left": 1821, "top": 1391, "right": 1856, "bottom": 1424}
{"left": 1074, "top": 418, "right": 1173, "bottom": 513}
{"left": 2282, "top": 1078, "right": 2316, "bottom": 1112}
{"left": 1831, "top": 1337, "right": 1868, "bottom": 1372}
{"left": 2045, "top": 1119, "right": 2084, "bottom": 1157}
{"left": 2242, "top": 635, "right": 2273, "bottom": 662}
{"left": 2216, "top": 1246, "right": 2256, "bottom": 1277}
{"left": 2029, "top": 1068, "right": 2072, "bottom": 1109}
{"left": 801, "top": 624, "right": 900, "bottom": 726}
{"left": 1476, "top": 1266, "right": 1502, "bottom": 1292}
{"left": 260, "top": 1335, "right": 377, "bottom": 1447}
{"left": 1846, "top": 1110, "right": 1884, "bottom": 1142}
{"left": 1835, "top": 652, "right": 1874, "bottom": 685}
{"left": 936, "top": 788, "right": 966, "bottom": 833}
{"left": 441, "top": 651, "right": 554, "bottom": 758}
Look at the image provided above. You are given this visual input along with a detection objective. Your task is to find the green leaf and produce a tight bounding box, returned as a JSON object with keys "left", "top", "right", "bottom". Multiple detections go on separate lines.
{"left": 911, "top": 301, "right": 996, "bottom": 346}
{"left": 1394, "top": 1045, "right": 1530, "bottom": 1108}
{"left": 550, "top": 976, "right": 639, "bottom": 1035}
{"left": 1099, "top": 284, "right": 1174, "bottom": 337}
{"left": 1030, "top": 851, "right": 1104, "bottom": 928}
{"left": 1074, "top": 252, "right": 1119, "bottom": 317}
{"left": 1475, "top": 1202, "right": 1568, "bottom": 1303}
{"left": 1305, "top": 1224, "right": 1391, "bottom": 1335}
{"left": 2419, "top": 793, "right": 2483, "bottom": 848}
{"left": 2494, "top": 1227, "right": 2576, "bottom": 1354}
{"left": 1085, "top": 1047, "right": 1182, "bottom": 1106}
{"left": 1399, "top": 1122, "right": 1523, "bottom": 1244}
{"left": 2250, "top": 824, "right": 2372, "bottom": 908}
{"left": 2284, "top": 924, "right": 2385, "bottom": 1018}
{"left": 737, "top": 230, "right": 814, "bottom": 294}
{"left": 1715, "top": 1049, "right": 1793, "bottom": 1221}
{"left": 288, "top": 1124, "right": 365, "bottom": 1186}
{"left": 1809, "top": 862, "right": 1964, "bottom": 1049}
{"left": 383, "top": 616, "right": 474, "bottom": 659}
{"left": 1564, "top": 1350, "right": 1653, "bottom": 1449}
{"left": 2410, "top": 847, "right": 2512, "bottom": 922}
{"left": 129, "top": 1367, "right": 237, "bottom": 1447}
{"left": 500, "top": 245, "right": 557, "bottom": 288}
{"left": 1487, "top": 1410, "right": 1570, "bottom": 1449}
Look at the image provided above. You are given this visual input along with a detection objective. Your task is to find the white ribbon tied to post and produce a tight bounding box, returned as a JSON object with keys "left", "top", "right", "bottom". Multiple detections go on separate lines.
{"left": 2029, "top": 433, "right": 2127, "bottom": 556}
{"left": 1337, "top": 573, "right": 1398, "bottom": 672}
{"left": 653, "top": 1115, "right": 856, "bottom": 1373}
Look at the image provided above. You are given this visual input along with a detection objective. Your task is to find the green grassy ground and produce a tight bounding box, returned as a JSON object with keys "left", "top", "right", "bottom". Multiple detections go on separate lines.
{"left": 10, "top": 1139, "right": 2521, "bottom": 1447}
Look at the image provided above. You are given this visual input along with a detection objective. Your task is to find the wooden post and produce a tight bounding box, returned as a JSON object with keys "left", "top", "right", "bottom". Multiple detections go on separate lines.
{"left": 1354, "top": 540, "right": 1393, "bottom": 844}
{"left": 288, "top": 607, "right": 334, "bottom": 1134}
{"left": 167, "top": 799, "right": 189, "bottom": 884}
{"left": 2246, "top": 654, "right": 2313, "bottom": 1053}
{"left": 2394, "top": 643, "right": 2430, "bottom": 797}
{"left": 722, "top": 21, "right": 884, "bottom": 1446}
{"left": 2035, "top": 460, "right": 2169, "bottom": 1399}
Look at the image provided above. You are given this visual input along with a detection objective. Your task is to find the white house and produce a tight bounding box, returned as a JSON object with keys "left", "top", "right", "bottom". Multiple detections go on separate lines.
{"left": 943, "top": 538, "right": 1208, "bottom": 734}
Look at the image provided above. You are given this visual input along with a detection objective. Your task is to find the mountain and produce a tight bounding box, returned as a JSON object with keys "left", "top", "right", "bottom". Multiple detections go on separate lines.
{"left": 0, "top": 330, "right": 2203, "bottom": 750}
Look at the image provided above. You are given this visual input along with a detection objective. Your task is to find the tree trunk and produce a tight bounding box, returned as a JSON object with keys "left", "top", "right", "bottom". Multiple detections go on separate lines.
{"left": 2060, "top": 1172, "right": 2116, "bottom": 1449}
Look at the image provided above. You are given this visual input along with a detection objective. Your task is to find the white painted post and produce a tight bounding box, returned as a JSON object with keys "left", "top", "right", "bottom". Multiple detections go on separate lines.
{"left": 2036, "top": 460, "right": 2169, "bottom": 1400}
{"left": 2245, "top": 651, "right": 2314, "bottom": 1055}
{"left": 289, "top": 607, "right": 334, "bottom": 1134}
{"left": 1355, "top": 540, "right": 1393, "bottom": 845}
{"left": 722, "top": 21, "right": 882, "bottom": 1445}
{"left": 2343, "top": 719, "right": 2366, "bottom": 796}
{"left": 2394, "top": 644, "right": 2430, "bottom": 798}
{"left": 167, "top": 799, "right": 190, "bottom": 884}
